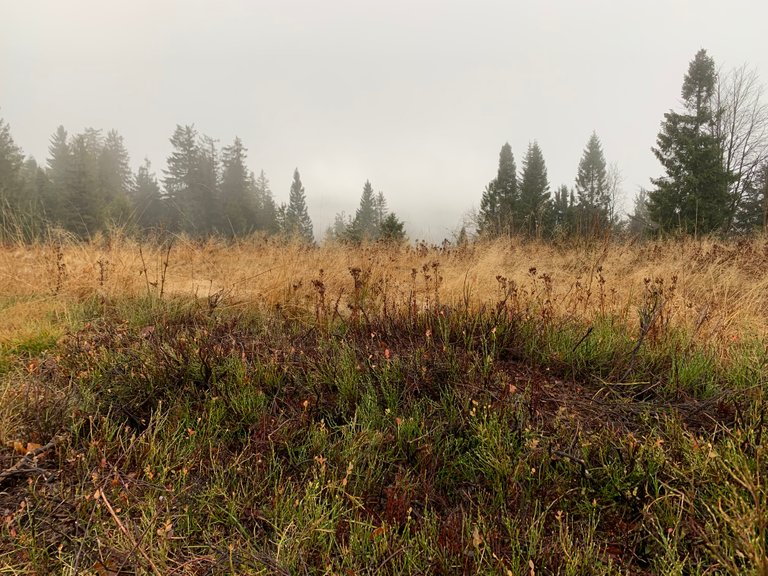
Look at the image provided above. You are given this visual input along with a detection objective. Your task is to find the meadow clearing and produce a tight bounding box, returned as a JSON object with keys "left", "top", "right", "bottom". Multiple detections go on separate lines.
{"left": 1, "top": 234, "right": 767, "bottom": 574}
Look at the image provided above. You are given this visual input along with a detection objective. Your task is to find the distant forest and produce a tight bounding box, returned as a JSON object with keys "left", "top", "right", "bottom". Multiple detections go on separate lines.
{"left": 0, "top": 49, "right": 766, "bottom": 244}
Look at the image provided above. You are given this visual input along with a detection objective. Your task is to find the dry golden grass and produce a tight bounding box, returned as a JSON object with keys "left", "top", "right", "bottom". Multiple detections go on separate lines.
{"left": 1, "top": 233, "right": 767, "bottom": 348}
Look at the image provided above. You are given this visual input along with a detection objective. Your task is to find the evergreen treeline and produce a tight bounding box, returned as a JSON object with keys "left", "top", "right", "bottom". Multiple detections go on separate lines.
{"left": 326, "top": 180, "right": 406, "bottom": 244}
{"left": 0, "top": 122, "right": 317, "bottom": 243}
{"left": 477, "top": 49, "right": 767, "bottom": 241}
{"left": 2, "top": 48, "right": 766, "bottom": 244}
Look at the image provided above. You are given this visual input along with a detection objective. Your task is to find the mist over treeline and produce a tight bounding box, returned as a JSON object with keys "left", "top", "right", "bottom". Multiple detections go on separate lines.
{"left": 0, "top": 121, "right": 406, "bottom": 245}
{"left": 1, "top": 49, "right": 766, "bottom": 245}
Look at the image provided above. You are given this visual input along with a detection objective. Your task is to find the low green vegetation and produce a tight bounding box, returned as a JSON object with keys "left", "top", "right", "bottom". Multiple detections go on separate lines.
{"left": 1, "top": 291, "right": 766, "bottom": 575}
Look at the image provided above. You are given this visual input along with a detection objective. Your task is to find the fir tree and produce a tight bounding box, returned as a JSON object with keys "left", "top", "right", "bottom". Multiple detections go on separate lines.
{"left": 352, "top": 180, "right": 378, "bottom": 241}
{"left": 163, "top": 125, "right": 202, "bottom": 234}
{"left": 197, "top": 135, "right": 221, "bottom": 235}
{"left": 574, "top": 132, "right": 610, "bottom": 234}
{"left": 648, "top": 49, "right": 732, "bottom": 235}
{"left": 551, "top": 184, "right": 574, "bottom": 236}
{"left": 284, "top": 168, "right": 313, "bottom": 243}
{"left": 495, "top": 142, "right": 518, "bottom": 234}
{"left": 379, "top": 212, "right": 406, "bottom": 243}
{"left": 518, "top": 141, "right": 551, "bottom": 236}
{"left": 132, "top": 159, "right": 164, "bottom": 232}
{"left": 45, "top": 125, "right": 72, "bottom": 224}
{"left": 221, "top": 137, "right": 254, "bottom": 237}
{"left": 0, "top": 116, "right": 23, "bottom": 205}
{"left": 478, "top": 180, "right": 500, "bottom": 237}
{"left": 63, "top": 133, "right": 105, "bottom": 238}
{"left": 98, "top": 130, "right": 132, "bottom": 226}
{"left": 478, "top": 142, "right": 517, "bottom": 236}
{"left": 253, "top": 170, "right": 278, "bottom": 233}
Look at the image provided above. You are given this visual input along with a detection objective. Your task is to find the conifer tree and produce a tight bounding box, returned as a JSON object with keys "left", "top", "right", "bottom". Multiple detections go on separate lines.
{"left": 518, "top": 141, "right": 551, "bottom": 236}
{"left": 379, "top": 213, "right": 406, "bottom": 243}
{"left": 374, "top": 191, "right": 388, "bottom": 229}
{"left": 478, "top": 180, "right": 500, "bottom": 237}
{"left": 221, "top": 137, "right": 254, "bottom": 236}
{"left": 478, "top": 142, "right": 517, "bottom": 236}
{"left": 648, "top": 49, "right": 732, "bottom": 235}
{"left": 45, "top": 125, "right": 72, "bottom": 224}
{"left": 551, "top": 184, "right": 574, "bottom": 236}
{"left": 574, "top": 132, "right": 610, "bottom": 233}
{"left": 197, "top": 135, "right": 221, "bottom": 235}
{"left": 352, "top": 180, "right": 378, "bottom": 241}
{"left": 98, "top": 130, "right": 132, "bottom": 226}
{"left": 0, "top": 117, "right": 23, "bottom": 205}
{"left": 253, "top": 170, "right": 278, "bottom": 233}
{"left": 284, "top": 168, "right": 313, "bottom": 243}
{"left": 63, "top": 133, "right": 105, "bottom": 238}
{"left": 163, "top": 125, "right": 202, "bottom": 234}
{"left": 132, "top": 159, "right": 164, "bottom": 232}
{"left": 495, "top": 142, "right": 518, "bottom": 234}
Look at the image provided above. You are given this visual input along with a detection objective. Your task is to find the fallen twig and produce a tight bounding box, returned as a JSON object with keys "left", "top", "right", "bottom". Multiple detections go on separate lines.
{"left": 0, "top": 434, "right": 65, "bottom": 485}
{"left": 551, "top": 449, "right": 593, "bottom": 479}
{"left": 99, "top": 489, "right": 163, "bottom": 576}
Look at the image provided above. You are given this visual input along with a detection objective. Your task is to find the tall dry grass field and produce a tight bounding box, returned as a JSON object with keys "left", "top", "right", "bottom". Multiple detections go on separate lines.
{"left": 2, "top": 234, "right": 768, "bottom": 574}
{"left": 2, "top": 234, "right": 767, "bottom": 349}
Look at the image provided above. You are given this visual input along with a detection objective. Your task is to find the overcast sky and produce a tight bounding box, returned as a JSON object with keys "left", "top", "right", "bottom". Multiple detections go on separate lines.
{"left": 2, "top": 1, "right": 766, "bottom": 240}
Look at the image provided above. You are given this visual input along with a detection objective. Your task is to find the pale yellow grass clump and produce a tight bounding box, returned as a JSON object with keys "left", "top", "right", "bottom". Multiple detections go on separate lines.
{"left": 1, "top": 233, "right": 767, "bottom": 347}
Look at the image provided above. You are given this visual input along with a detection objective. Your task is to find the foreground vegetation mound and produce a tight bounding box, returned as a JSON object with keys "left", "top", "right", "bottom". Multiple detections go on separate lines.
{"left": 1, "top": 291, "right": 766, "bottom": 574}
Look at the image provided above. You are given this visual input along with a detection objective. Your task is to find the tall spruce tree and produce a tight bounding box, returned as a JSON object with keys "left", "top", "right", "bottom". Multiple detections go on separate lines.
{"left": 17, "top": 158, "right": 53, "bottom": 239}
{"left": 63, "top": 133, "right": 105, "bottom": 238}
{"left": 221, "top": 137, "right": 254, "bottom": 236}
{"left": 352, "top": 180, "right": 378, "bottom": 241}
{"left": 496, "top": 142, "right": 518, "bottom": 234}
{"left": 45, "top": 125, "right": 72, "bottom": 224}
{"left": 575, "top": 132, "right": 610, "bottom": 234}
{"left": 253, "top": 170, "right": 278, "bottom": 233}
{"left": 98, "top": 130, "right": 132, "bottom": 226}
{"left": 197, "top": 135, "right": 221, "bottom": 235}
{"left": 284, "top": 168, "right": 313, "bottom": 243}
{"left": 479, "top": 142, "right": 517, "bottom": 236}
{"left": 518, "top": 141, "right": 551, "bottom": 236}
{"left": 132, "top": 159, "right": 165, "bottom": 232}
{"left": 0, "top": 117, "right": 23, "bottom": 204}
{"left": 163, "top": 125, "right": 201, "bottom": 234}
{"left": 379, "top": 212, "right": 406, "bottom": 243}
{"left": 648, "top": 49, "right": 732, "bottom": 235}
{"left": 551, "top": 184, "right": 574, "bottom": 236}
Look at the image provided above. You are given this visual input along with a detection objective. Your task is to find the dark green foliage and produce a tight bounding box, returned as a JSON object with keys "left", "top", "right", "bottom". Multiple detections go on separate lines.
{"left": 221, "top": 137, "right": 255, "bottom": 237}
{"left": 379, "top": 212, "right": 406, "bottom": 242}
{"left": 551, "top": 184, "right": 575, "bottom": 236}
{"left": 648, "top": 49, "right": 733, "bottom": 235}
{"left": 478, "top": 179, "right": 500, "bottom": 236}
{"left": 44, "top": 125, "right": 71, "bottom": 224}
{"left": 0, "top": 116, "right": 23, "bottom": 201}
{"left": 253, "top": 170, "right": 279, "bottom": 233}
{"left": 283, "top": 168, "right": 314, "bottom": 243}
{"left": 163, "top": 125, "right": 204, "bottom": 235}
{"left": 62, "top": 132, "right": 105, "bottom": 239}
{"left": 132, "top": 159, "right": 165, "bottom": 232}
{"left": 98, "top": 130, "right": 132, "bottom": 226}
{"left": 479, "top": 142, "right": 518, "bottom": 236}
{"left": 574, "top": 132, "right": 611, "bottom": 234}
{"left": 518, "top": 141, "right": 551, "bottom": 236}
{"left": 352, "top": 180, "right": 378, "bottom": 241}
{"left": 328, "top": 182, "right": 405, "bottom": 243}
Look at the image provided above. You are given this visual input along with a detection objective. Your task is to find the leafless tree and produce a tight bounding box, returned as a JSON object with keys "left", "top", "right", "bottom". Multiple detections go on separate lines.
{"left": 605, "top": 161, "right": 624, "bottom": 226}
{"left": 714, "top": 64, "right": 768, "bottom": 232}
